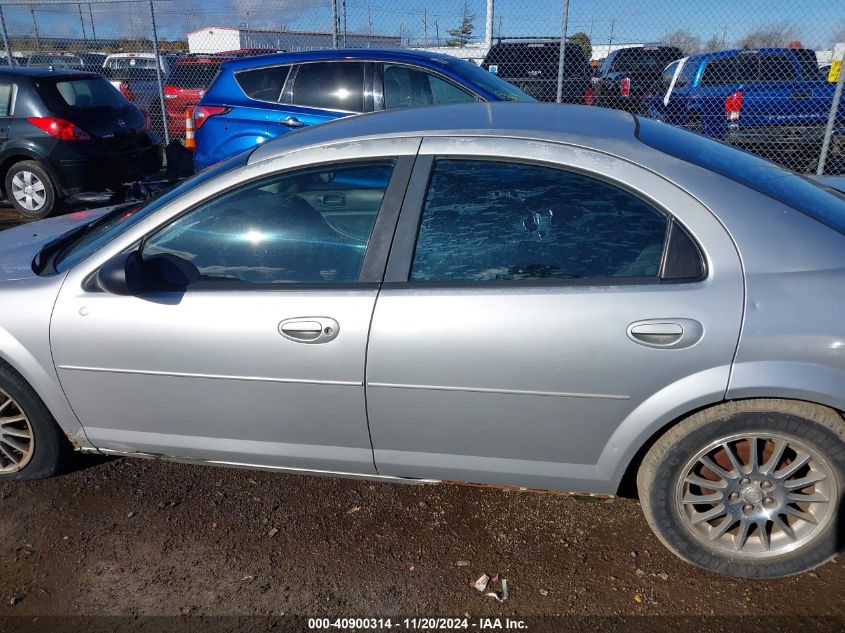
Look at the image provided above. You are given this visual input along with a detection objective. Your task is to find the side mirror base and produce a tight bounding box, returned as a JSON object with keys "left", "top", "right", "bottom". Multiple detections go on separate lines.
{"left": 96, "top": 250, "right": 145, "bottom": 296}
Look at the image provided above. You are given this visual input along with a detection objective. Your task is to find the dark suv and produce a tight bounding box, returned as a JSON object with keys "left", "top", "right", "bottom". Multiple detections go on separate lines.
{"left": 593, "top": 45, "right": 683, "bottom": 112}
{"left": 481, "top": 38, "right": 592, "bottom": 103}
{"left": 0, "top": 68, "right": 161, "bottom": 218}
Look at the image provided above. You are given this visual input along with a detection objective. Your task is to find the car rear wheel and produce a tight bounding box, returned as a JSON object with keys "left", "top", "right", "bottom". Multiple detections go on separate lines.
{"left": 0, "top": 362, "right": 71, "bottom": 480}
{"left": 638, "top": 399, "right": 844, "bottom": 578}
{"left": 5, "top": 160, "right": 57, "bottom": 219}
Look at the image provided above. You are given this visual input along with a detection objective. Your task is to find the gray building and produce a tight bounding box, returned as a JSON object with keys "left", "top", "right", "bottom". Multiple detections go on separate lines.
{"left": 187, "top": 26, "right": 401, "bottom": 54}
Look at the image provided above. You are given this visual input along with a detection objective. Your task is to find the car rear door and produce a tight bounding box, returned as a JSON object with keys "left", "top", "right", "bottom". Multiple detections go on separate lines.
{"left": 50, "top": 139, "right": 417, "bottom": 474}
{"left": 365, "top": 137, "right": 743, "bottom": 493}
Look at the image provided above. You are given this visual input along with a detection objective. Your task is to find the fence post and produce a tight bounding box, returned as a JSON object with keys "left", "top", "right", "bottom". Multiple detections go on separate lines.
{"left": 148, "top": 0, "right": 170, "bottom": 145}
{"left": 817, "top": 47, "right": 845, "bottom": 175}
{"left": 555, "top": 0, "right": 571, "bottom": 103}
{"left": 331, "top": 0, "right": 338, "bottom": 49}
{"left": 0, "top": 5, "right": 12, "bottom": 65}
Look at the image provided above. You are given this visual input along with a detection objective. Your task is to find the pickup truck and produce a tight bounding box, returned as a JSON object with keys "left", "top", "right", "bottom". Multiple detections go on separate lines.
{"left": 646, "top": 48, "right": 843, "bottom": 171}
{"left": 592, "top": 45, "right": 683, "bottom": 112}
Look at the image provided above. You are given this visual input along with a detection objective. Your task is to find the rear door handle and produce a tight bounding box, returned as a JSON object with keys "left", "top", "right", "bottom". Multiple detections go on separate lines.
{"left": 281, "top": 116, "right": 305, "bottom": 128}
{"left": 278, "top": 317, "right": 339, "bottom": 344}
{"left": 627, "top": 319, "right": 703, "bottom": 349}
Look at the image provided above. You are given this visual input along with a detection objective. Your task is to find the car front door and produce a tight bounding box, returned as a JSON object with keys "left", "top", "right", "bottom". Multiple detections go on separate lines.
{"left": 50, "top": 139, "right": 417, "bottom": 474}
{"left": 365, "top": 137, "right": 744, "bottom": 492}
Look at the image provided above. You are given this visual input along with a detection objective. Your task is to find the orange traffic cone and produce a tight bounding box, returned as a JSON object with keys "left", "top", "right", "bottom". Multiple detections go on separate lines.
{"left": 184, "top": 108, "right": 196, "bottom": 150}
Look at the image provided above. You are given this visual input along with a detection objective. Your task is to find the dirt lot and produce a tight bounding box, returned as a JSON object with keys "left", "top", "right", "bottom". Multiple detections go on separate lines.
{"left": 0, "top": 205, "right": 843, "bottom": 630}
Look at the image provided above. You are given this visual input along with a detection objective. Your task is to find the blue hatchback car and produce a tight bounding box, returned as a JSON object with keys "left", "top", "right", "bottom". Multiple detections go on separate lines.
{"left": 193, "top": 48, "right": 534, "bottom": 170}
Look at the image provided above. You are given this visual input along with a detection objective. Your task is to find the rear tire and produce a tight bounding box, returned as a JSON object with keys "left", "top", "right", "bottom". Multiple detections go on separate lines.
{"left": 0, "top": 361, "right": 72, "bottom": 481}
{"left": 637, "top": 399, "right": 844, "bottom": 578}
{"left": 4, "top": 160, "right": 57, "bottom": 219}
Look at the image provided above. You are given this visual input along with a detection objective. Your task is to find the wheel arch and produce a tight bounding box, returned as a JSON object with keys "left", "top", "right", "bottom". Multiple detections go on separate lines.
{"left": 0, "top": 331, "right": 88, "bottom": 449}
{"left": 615, "top": 393, "right": 845, "bottom": 498}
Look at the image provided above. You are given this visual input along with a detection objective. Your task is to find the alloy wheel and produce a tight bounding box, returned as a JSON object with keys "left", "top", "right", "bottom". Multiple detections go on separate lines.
{"left": 11, "top": 170, "right": 47, "bottom": 212}
{"left": 0, "top": 388, "right": 35, "bottom": 473}
{"left": 676, "top": 432, "right": 837, "bottom": 558}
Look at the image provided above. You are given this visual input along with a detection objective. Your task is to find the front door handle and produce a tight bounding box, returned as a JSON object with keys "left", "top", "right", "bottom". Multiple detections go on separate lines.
{"left": 278, "top": 317, "right": 339, "bottom": 344}
{"left": 627, "top": 319, "right": 703, "bottom": 350}
{"left": 281, "top": 116, "right": 305, "bottom": 128}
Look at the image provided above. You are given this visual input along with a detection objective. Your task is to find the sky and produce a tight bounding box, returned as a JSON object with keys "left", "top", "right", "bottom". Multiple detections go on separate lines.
{"left": 2, "top": 0, "right": 842, "bottom": 50}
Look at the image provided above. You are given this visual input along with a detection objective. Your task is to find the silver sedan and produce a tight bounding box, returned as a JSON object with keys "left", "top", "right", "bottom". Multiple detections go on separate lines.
{"left": 0, "top": 103, "right": 843, "bottom": 578}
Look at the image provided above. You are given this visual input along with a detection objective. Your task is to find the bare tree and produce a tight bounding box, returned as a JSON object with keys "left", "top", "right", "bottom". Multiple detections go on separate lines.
{"left": 702, "top": 35, "right": 723, "bottom": 53}
{"left": 737, "top": 21, "right": 799, "bottom": 49}
{"left": 663, "top": 29, "right": 700, "bottom": 56}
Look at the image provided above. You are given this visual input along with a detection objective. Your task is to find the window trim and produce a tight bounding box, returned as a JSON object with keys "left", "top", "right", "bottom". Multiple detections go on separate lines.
{"left": 129, "top": 155, "right": 415, "bottom": 291}
{"left": 384, "top": 154, "right": 707, "bottom": 287}
{"left": 373, "top": 61, "right": 483, "bottom": 111}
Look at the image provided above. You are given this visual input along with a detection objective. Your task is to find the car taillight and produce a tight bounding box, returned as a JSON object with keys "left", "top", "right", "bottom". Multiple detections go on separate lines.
{"left": 725, "top": 90, "right": 743, "bottom": 122}
{"left": 192, "top": 105, "right": 229, "bottom": 130}
{"left": 620, "top": 77, "right": 631, "bottom": 97}
{"left": 164, "top": 85, "right": 178, "bottom": 100}
{"left": 118, "top": 80, "right": 134, "bottom": 101}
{"left": 583, "top": 85, "right": 594, "bottom": 106}
{"left": 27, "top": 117, "right": 91, "bottom": 141}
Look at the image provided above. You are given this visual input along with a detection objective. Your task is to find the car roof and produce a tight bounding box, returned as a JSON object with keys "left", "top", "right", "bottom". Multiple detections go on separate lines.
{"left": 250, "top": 102, "right": 637, "bottom": 164}
{"left": 221, "top": 48, "right": 473, "bottom": 73}
{"left": 0, "top": 67, "right": 100, "bottom": 79}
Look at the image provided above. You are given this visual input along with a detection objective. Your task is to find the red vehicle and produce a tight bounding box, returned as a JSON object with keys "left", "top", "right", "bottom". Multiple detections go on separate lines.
{"left": 164, "top": 56, "right": 231, "bottom": 138}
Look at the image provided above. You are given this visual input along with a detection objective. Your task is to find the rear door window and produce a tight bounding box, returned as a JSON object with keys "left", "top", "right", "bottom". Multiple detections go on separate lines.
{"left": 410, "top": 159, "right": 677, "bottom": 282}
{"left": 701, "top": 57, "right": 737, "bottom": 86}
{"left": 759, "top": 53, "right": 797, "bottom": 82}
{"left": 236, "top": 65, "right": 291, "bottom": 102}
{"left": 292, "top": 62, "right": 365, "bottom": 112}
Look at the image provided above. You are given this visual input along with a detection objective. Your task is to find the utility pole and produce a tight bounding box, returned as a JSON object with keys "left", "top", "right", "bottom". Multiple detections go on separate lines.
{"left": 608, "top": 18, "right": 615, "bottom": 50}
{"left": 367, "top": 6, "right": 372, "bottom": 36}
{"left": 78, "top": 4, "right": 88, "bottom": 46}
{"left": 435, "top": 20, "right": 440, "bottom": 46}
{"left": 498, "top": 15, "right": 502, "bottom": 40}
{"left": 30, "top": 5, "right": 41, "bottom": 51}
{"left": 485, "top": 0, "right": 494, "bottom": 48}
{"left": 720, "top": 25, "right": 727, "bottom": 48}
{"left": 88, "top": 3, "right": 97, "bottom": 44}
{"left": 423, "top": 9, "right": 427, "bottom": 46}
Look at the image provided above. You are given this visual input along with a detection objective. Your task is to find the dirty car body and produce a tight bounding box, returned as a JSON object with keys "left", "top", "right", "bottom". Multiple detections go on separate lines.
{"left": 1, "top": 103, "right": 845, "bottom": 577}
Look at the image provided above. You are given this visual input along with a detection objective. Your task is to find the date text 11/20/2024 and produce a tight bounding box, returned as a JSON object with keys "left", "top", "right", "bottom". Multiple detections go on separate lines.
{"left": 307, "top": 618, "right": 529, "bottom": 629}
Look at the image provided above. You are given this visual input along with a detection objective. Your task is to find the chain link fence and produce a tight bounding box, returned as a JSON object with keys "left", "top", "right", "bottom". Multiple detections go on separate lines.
{"left": 0, "top": 0, "right": 843, "bottom": 173}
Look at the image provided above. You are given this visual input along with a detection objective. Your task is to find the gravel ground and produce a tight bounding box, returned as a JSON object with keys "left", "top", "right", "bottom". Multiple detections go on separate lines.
{"left": 0, "top": 204, "right": 843, "bottom": 629}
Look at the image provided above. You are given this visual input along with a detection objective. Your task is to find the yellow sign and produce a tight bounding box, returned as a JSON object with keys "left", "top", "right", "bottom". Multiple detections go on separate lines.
{"left": 830, "top": 60, "right": 841, "bottom": 82}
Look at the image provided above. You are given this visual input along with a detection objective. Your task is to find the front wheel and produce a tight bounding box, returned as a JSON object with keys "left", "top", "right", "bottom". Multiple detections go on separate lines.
{"left": 638, "top": 399, "right": 844, "bottom": 578}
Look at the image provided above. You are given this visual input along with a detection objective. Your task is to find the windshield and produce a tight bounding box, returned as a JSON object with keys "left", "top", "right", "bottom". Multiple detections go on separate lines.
{"left": 636, "top": 116, "right": 845, "bottom": 236}
{"left": 54, "top": 151, "right": 251, "bottom": 273}
{"left": 34, "top": 76, "right": 128, "bottom": 112}
{"left": 450, "top": 57, "right": 534, "bottom": 102}
{"left": 106, "top": 56, "right": 158, "bottom": 71}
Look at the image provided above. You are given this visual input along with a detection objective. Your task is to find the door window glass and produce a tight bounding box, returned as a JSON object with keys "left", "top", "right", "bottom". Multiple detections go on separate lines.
{"left": 759, "top": 54, "right": 797, "bottom": 82}
{"left": 293, "top": 62, "right": 365, "bottom": 112}
{"left": 144, "top": 161, "right": 395, "bottom": 284}
{"left": 0, "top": 84, "right": 11, "bottom": 116}
{"left": 410, "top": 160, "right": 669, "bottom": 282}
{"left": 382, "top": 64, "right": 476, "bottom": 109}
